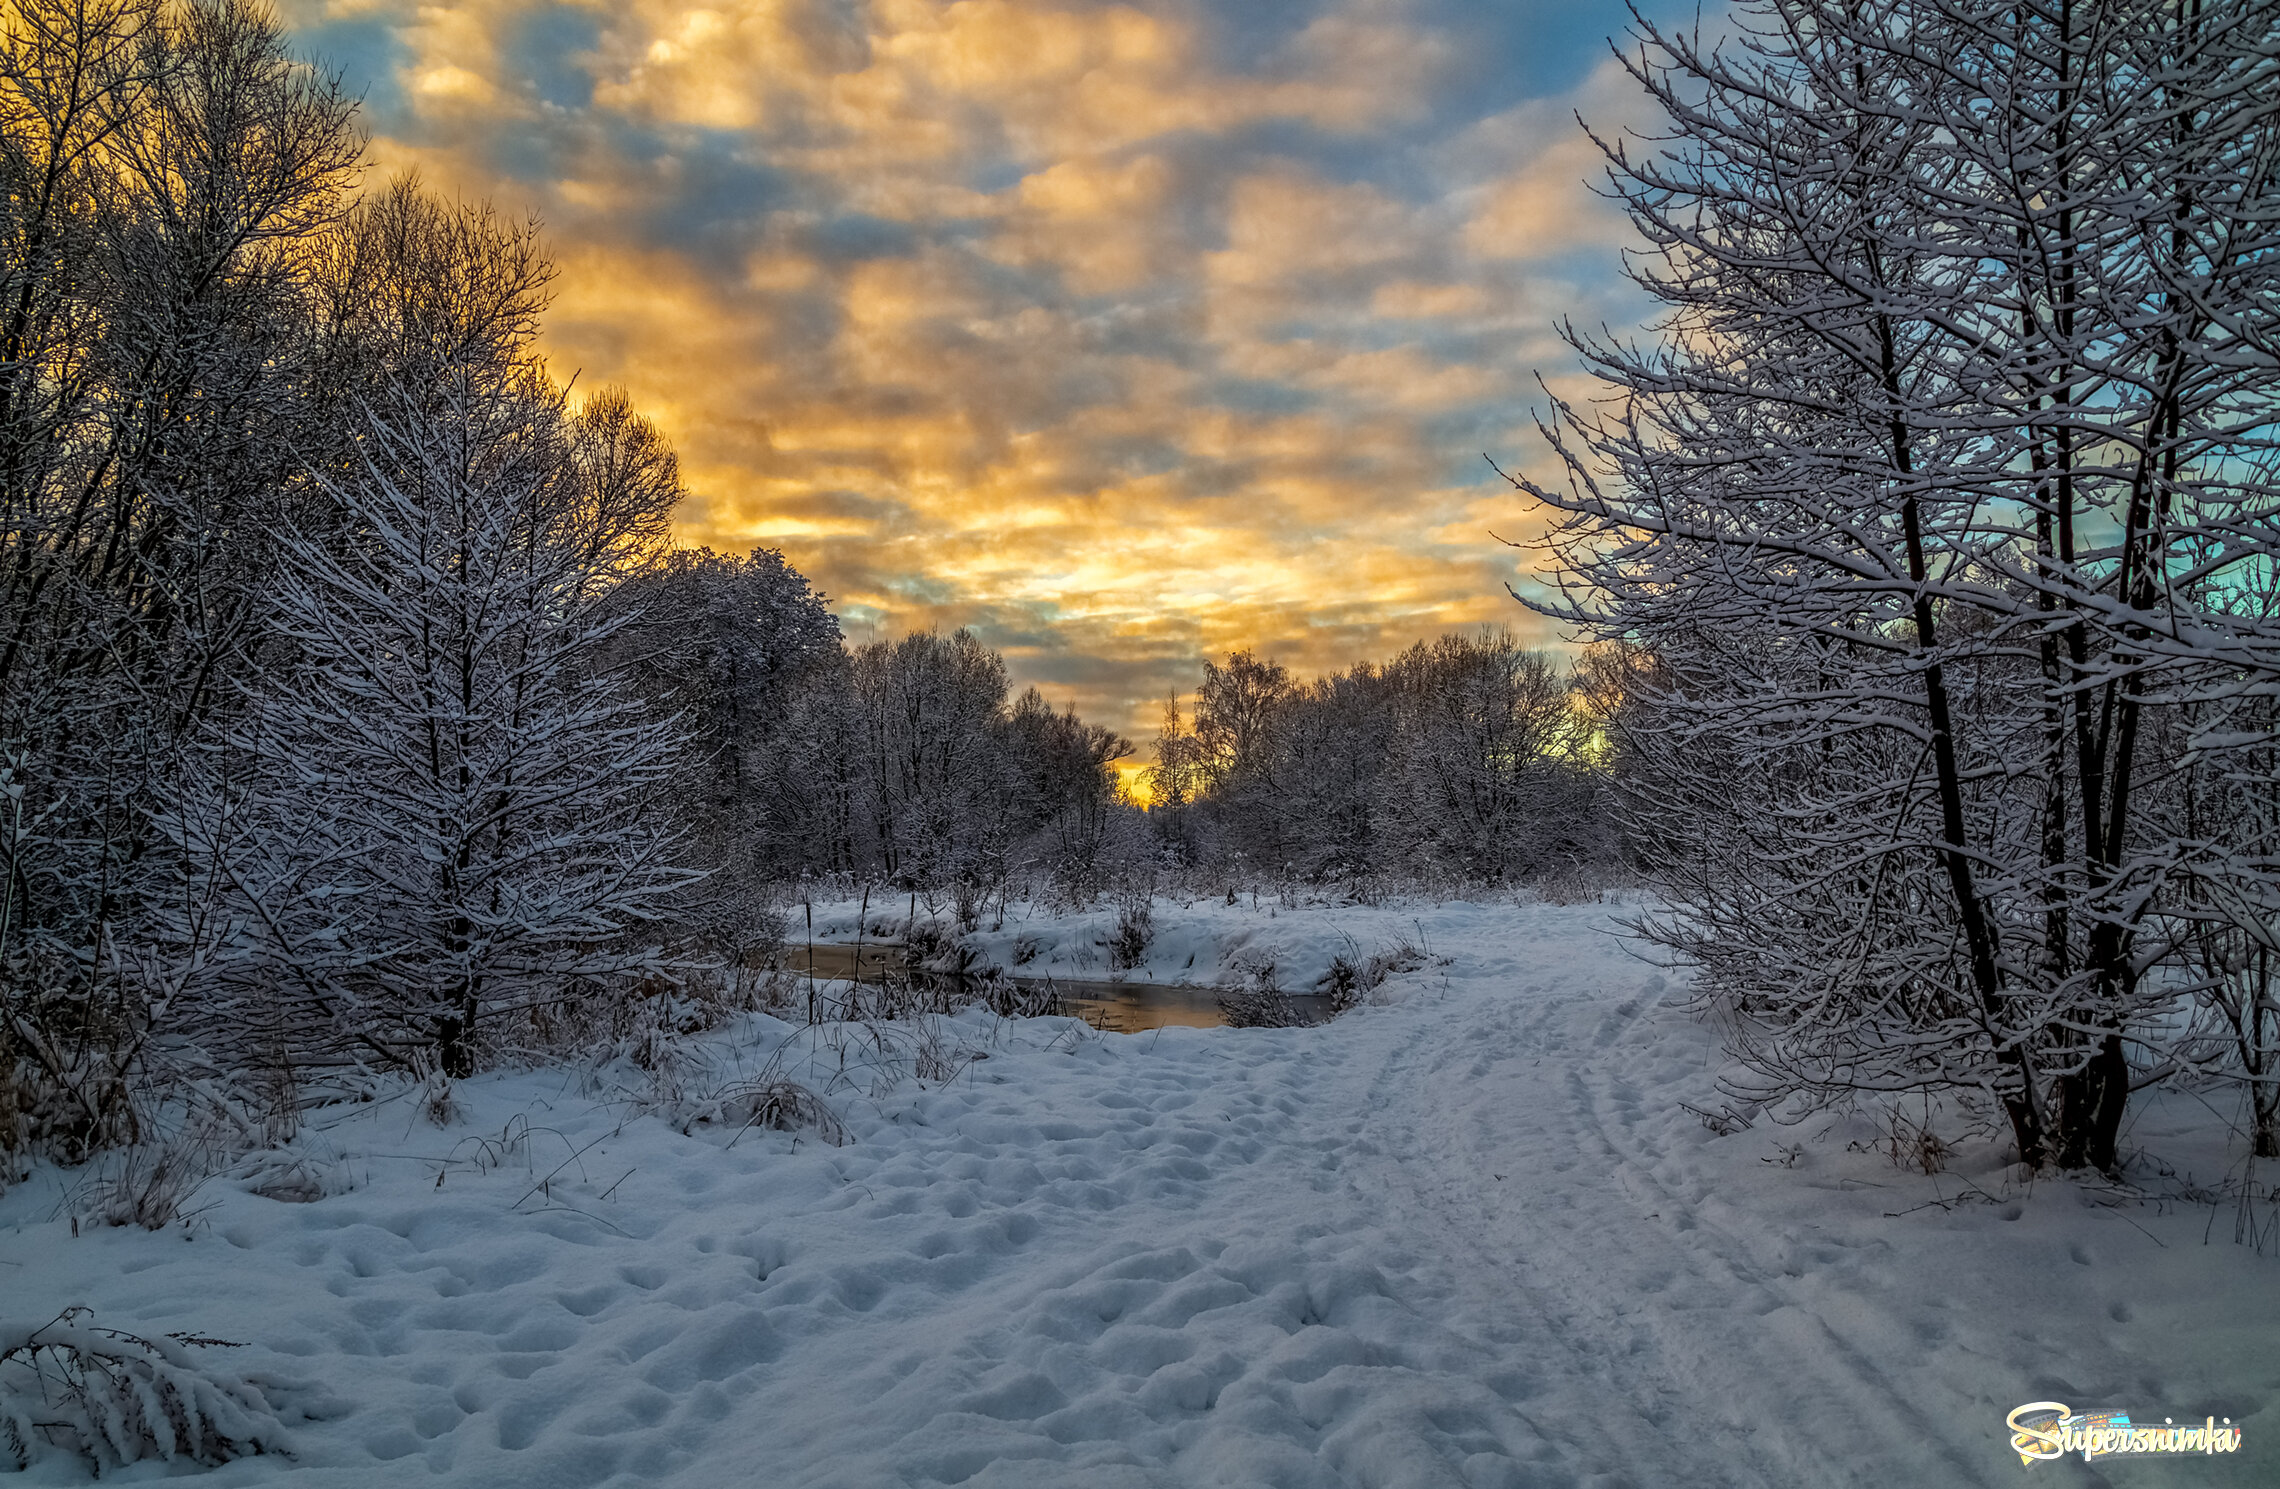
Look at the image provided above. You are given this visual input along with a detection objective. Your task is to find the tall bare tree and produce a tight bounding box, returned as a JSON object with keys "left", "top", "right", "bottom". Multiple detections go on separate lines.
{"left": 0, "top": 0, "right": 358, "bottom": 1156}
{"left": 1512, "top": 0, "right": 2280, "bottom": 1170}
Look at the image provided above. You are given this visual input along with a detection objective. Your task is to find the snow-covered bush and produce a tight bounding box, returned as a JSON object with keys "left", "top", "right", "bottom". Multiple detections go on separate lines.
{"left": 73, "top": 1138, "right": 213, "bottom": 1231}
{"left": 1319, "top": 934, "right": 1426, "bottom": 1014}
{"left": 1103, "top": 889, "right": 1154, "bottom": 973}
{"left": 1219, "top": 953, "right": 1305, "bottom": 1028}
{"left": 0, "top": 1310, "right": 283, "bottom": 1472}
{"left": 701, "top": 1079, "right": 846, "bottom": 1147}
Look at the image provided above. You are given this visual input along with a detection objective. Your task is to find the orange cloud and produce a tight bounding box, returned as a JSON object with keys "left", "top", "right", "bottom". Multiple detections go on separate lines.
{"left": 281, "top": 0, "right": 1655, "bottom": 742}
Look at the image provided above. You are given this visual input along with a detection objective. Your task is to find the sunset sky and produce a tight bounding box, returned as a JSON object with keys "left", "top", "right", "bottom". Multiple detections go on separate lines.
{"left": 276, "top": 0, "right": 1689, "bottom": 751}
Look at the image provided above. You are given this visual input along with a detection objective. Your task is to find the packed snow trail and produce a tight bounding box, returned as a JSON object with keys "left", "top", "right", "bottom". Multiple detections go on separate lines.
{"left": 2, "top": 901, "right": 2273, "bottom": 1485}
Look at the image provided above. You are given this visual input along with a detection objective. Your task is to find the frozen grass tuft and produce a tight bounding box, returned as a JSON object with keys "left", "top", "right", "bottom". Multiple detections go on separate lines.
{"left": 1319, "top": 932, "right": 1428, "bottom": 1013}
{"left": 419, "top": 1071, "right": 463, "bottom": 1127}
{"left": 71, "top": 1130, "right": 223, "bottom": 1231}
{"left": 987, "top": 975, "right": 1064, "bottom": 1020}
{"left": 1218, "top": 952, "right": 1306, "bottom": 1028}
{"left": 236, "top": 1151, "right": 338, "bottom": 1205}
{"left": 1103, "top": 898, "right": 1153, "bottom": 974}
{"left": 721, "top": 1079, "right": 846, "bottom": 1147}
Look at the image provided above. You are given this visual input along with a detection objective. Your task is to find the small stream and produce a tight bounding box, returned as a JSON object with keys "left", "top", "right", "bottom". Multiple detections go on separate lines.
{"left": 786, "top": 942, "right": 1331, "bottom": 1033}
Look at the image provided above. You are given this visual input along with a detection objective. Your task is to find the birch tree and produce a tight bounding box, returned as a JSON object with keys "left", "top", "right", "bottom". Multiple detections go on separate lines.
{"left": 1141, "top": 693, "right": 1208, "bottom": 866}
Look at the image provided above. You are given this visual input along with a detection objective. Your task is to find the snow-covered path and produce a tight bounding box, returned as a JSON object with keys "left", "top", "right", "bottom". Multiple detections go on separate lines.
{"left": 1352, "top": 948, "right": 1973, "bottom": 1487}
{"left": 4, "top": 902, "right": 2274, "bottom": 1485}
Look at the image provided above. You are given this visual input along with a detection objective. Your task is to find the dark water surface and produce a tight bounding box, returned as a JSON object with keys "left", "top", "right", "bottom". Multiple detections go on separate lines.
{"left": 786, "top": 942, "right": 1330, "bottom": 1032}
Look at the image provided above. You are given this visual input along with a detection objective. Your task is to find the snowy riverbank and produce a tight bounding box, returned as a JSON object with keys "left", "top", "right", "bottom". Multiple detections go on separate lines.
{"left": 3, "top": 899, "right": 2274, "bottom": 1485}
{"left": 796, "top": 887, "right": 1461, "bottom": 993}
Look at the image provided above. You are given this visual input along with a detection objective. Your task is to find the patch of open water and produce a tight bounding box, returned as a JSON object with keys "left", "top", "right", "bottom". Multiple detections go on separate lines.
{"left": 786, "top": 942, "right": 1331, "bottom": 1032}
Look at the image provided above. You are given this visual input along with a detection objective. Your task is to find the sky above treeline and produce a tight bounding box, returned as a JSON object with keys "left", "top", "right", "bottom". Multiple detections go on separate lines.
{"left": 278, "top": 0, "right": 1697, "bottom": 748}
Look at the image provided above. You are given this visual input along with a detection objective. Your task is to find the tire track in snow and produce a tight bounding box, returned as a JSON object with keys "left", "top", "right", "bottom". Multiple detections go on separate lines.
{"left": 1338, "top": 971, "right": 1995, "bottom": 1488}
{"left": 1340, "top": 985, "right": 1769, "bottom": 1488}
{"left": 1557, "top": 1060, "right": 1995, "bottom": 1489}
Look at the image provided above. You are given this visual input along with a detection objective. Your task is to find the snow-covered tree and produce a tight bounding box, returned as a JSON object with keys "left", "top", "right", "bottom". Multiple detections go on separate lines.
{"left": 1003, "top": 687, "right": 1131, "bottom": 897}
{"left": 848, "top": 628, "right": 1018, "bottom": 891}
{"left": 1274, "top": 666, "right": 1395, "bottom": 880}
{"left": 596, "top": 543, "right": 841, "bottom": 934}
{"left": 1512, "top": 0, "right": 2280, "bottom": 1170}
{"left": 1379, "top": 633, "right": 1594, "bottom": 883}
{"left": 189, "top": 378, "right": 693, "bottom": 1077}
{"left": 1143, "top": 636, "right": 1608, "bottom": 886}
{"left": 1188, "top": 650, "right": 1294, "bottom": 871}
{"left": 0, "top": 0, "right": 360, "bottom": 1156}
{"left": 1142, "top": 692, "right": 1203, "bottom": 864}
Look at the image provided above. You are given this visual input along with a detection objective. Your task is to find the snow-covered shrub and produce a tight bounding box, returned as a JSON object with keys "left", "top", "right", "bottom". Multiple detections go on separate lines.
{"left": 912, "top": 1026, "right": 980, "bottom": 1084}
{"left": 904, "top": 919, "right": 955, "bottom": 965}
{"left": 838, "top": 970, "right": 953, "bottom": 1023}
{"left": 1217, "top": 986, "right": 1303, "bottom": 1029}
{"left": 952, "top": 877, "right": 990, "bottom": 933}
{"left": 234, "top": 1151, "right": 345, "bottom": 1205}
{"left": 73, "top": 1139, "right": 214, "bottom": 1231}
{"left": 987, "top": 975, "right": 1064, "bottom": 1020}
{"left": 1219, "top": 954, "right": 1305, "bottom": 1028}
{"left": 1881, "top": 1110, "right": 1954, "bottom": 1177}
{"left": 0, "top": 1310, "right": 283, "bottom": 1472}
{"left": 1318, "top": 934, "right": 1427, "bottom": 1013}
{"left": 419, "top": 1073, "right": 463, "bottom": 1129}
{"left": 1103, "top": 893, "right": 1153, "bottom": 974}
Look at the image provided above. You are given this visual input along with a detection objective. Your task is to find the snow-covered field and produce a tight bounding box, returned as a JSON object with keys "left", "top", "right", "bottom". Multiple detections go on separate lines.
{"left": 4, "top": 899, "right": 2274, "bottom": 1485}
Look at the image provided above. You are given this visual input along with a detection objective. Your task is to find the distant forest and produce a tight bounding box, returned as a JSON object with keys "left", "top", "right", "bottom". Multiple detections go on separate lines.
{"left": 673, "top": 560, "right": 1616, "bottom": 905}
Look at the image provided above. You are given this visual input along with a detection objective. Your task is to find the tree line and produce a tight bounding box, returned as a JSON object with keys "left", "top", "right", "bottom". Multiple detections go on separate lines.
{"left": 1144, "top": 632, "right": 1614, "bottom": 887}
{"left": 605, "top": 586, "right": 1138, "bottom": 914}
{"left": 1518, "top": 0, "right": 2280, "bottom": 1171}
{"left": 672, "top": 617, "right": 1618, "bottom": 910}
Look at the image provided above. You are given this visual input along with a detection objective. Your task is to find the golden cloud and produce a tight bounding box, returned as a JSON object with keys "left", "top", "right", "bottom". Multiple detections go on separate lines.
{"left": 284, "top": 0, "right": 1653, "bottom": 745}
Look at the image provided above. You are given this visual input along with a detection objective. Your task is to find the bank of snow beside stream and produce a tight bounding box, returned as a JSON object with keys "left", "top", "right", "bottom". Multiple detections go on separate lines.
{"left": 2, "top": 898, "right": 2273, "bottom": 1485}
{"left": 798, "top": 889, "right": 1435, "bottom": 993}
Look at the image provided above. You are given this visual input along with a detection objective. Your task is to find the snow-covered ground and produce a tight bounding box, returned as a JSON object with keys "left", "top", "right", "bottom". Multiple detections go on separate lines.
{"left": 3, "top": 899, "right": 2274, "bottom": 1485}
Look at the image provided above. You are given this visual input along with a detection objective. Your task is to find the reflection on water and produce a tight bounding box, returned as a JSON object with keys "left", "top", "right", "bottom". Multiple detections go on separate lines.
{"left": 785, "top": 942, "right": 1330, "bottom": 1033}
{"left": 1059, "top": 982, "right": 1228, "bottom": 1033}
{"left": 788, "top": 941, "right": 906, "bottom": 984}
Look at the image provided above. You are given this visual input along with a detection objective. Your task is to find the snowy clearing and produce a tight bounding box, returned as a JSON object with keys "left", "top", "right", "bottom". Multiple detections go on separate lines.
{"left": 3, "top": 899, "right": 2274, "bottom": 1486}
